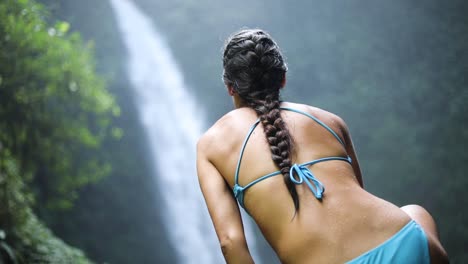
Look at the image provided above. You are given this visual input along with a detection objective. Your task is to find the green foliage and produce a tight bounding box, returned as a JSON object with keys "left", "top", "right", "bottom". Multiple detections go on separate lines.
{"left": 0, "top": 149, "right": 92, "bottom": 263}
{"left": 0, "top": 0, "right": 120, "bottom": 262}
{"left": 0, "top": 0, "right": 119, "bottom": 209}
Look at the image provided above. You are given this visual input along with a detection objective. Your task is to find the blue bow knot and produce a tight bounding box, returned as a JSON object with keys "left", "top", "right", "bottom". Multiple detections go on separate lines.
{"left": 289, "top": 164, "right": 325, "bottom": 199}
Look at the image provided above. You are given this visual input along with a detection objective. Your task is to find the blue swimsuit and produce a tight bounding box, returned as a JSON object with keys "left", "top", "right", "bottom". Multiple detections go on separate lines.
{"left": 346, "top": 219, "right": 430, "bottom": 263}
{"left": 232, "top": 107, "right": 431, "bottom": 264}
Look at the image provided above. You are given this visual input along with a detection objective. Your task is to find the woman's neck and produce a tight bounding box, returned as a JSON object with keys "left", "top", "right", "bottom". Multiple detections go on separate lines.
{"left": 232, "top": 94, "right": 247, "bottom": 109}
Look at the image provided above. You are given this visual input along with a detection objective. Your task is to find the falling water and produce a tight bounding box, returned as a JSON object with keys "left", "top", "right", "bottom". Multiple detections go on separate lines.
{"left": 109, "top": 0, "right": 260, "bottom": 263}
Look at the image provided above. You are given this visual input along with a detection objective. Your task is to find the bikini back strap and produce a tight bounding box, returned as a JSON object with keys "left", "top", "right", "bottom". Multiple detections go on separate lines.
{"left": 280, "top": 107, "right": 345, "bottom": 147}
{"left": 234, "top": 119, "right": 261, "bottom": 185}
{"left": 237, "top": 156, "right": 352, "bottom": 204}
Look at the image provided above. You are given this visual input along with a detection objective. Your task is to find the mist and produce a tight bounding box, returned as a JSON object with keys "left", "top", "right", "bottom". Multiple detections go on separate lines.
{"left": 1, "top": 0, "right": 466, "bottom": 263}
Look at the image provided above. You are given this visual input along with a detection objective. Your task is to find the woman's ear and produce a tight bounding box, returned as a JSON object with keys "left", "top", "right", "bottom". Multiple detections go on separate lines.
{"left": 227, "top": 85, "right": 236, "bottom": 96}
{"left": 280, "top": 73, "right": 287, "bottom": 89}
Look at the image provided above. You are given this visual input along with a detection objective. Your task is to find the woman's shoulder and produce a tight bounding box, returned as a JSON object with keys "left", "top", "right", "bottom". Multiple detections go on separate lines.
{"left": 281, "top": 102, "right": 346, "bottom": 127}
{"left": 197, "top": 108, "right": 255, "bottom": 155}
{"left": 202, "top": 108, "right": 250, "bottom": 135}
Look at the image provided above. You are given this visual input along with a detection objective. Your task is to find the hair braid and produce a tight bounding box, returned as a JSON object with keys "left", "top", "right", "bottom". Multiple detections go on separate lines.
{"left": 223, "top": 29, "right": 300, "bottom": 211}
{"left": 249, "top": 95, "right": 299, "bottom": 210}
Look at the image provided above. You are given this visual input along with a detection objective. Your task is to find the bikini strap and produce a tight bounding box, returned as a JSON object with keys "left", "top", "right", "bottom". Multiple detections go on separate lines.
{"left": 238, "top": 156, "right": 352, "bottom": 196}
{"left": 233, "top": 108, "right": 351, "bottom": 208}
{"left": 234, "top": 119, "right": 261, "bottom": 185}
{"left": 280, "top": 107, "right": 346, "bottom": 147}
{"left": 235, "top": 107, "right": 345, "bottom": 184}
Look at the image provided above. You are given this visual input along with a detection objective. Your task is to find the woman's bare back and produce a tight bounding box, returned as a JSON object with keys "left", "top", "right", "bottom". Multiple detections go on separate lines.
{"left": 206, "top": 102, "right": 412, "bottom": 263}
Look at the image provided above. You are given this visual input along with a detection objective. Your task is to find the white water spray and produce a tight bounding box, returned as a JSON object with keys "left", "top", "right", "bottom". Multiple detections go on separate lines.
{"left": 109, "top": 0, "right": 260, "bottom": 263}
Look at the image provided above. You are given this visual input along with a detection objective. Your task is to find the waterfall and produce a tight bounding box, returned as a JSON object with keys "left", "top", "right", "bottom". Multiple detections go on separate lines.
{"left": 109, "top": 0, "right": 260, "bottom": 263}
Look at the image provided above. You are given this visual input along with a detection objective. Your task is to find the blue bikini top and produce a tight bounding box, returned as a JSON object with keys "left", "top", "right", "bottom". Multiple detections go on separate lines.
{"left": 233, "top": 107, "right": 352, "bottom": 209}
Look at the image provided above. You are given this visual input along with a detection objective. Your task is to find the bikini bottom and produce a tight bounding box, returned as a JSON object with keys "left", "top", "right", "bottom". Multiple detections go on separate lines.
{"left": 346, "top": 220, "right": 430, "bottom": 264}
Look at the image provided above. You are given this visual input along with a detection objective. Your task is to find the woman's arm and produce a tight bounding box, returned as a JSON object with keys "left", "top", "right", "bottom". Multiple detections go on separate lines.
{"left": 196, "top": 136, "right": 255, "bottom": 264}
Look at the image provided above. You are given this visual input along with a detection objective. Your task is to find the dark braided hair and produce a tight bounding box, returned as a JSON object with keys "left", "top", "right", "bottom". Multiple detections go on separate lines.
{"left": 222, "top": 29, "right": 300, "bottom": 211}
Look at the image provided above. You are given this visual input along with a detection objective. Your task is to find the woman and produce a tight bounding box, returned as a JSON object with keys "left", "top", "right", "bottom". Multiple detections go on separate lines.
{"left": 196, "top": 29, "right": 448, "bottom": 263}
